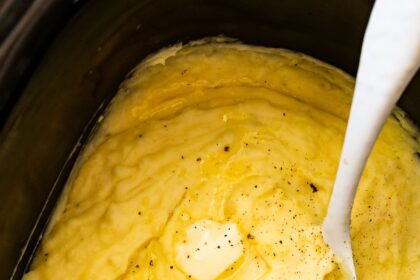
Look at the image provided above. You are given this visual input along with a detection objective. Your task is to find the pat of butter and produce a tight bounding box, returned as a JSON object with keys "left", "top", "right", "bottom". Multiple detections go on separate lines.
{"left": 176, "top": 220, "right": 244, "bottom": 280}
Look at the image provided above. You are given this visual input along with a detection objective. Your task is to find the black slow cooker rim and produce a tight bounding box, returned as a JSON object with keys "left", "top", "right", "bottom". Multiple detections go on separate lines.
{"left": 0, "top": 0, "right": 85, "bottom": 132}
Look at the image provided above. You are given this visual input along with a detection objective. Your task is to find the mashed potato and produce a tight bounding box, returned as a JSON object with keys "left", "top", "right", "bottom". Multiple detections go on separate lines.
{"left": 24, "top": 39, "right": 420, "bottom": 280}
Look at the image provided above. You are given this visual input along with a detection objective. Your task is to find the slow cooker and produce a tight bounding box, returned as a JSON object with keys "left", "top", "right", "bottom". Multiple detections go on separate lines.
{"left": 0, "top": 0, "right": 418, "bottom": 279}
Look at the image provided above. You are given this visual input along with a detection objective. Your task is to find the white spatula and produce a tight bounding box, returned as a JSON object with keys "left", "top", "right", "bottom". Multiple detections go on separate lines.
{"left": 322, "top": 0, "right": 420, "bottom": 278}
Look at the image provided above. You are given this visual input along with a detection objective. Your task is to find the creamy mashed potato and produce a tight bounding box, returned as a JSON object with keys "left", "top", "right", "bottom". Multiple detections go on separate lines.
{"left": 24, "top": 39, "right": 420, "bottom": 280}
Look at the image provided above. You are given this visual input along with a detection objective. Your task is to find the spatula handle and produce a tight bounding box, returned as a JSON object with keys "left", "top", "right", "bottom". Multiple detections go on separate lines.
{"left": 323, "top": 0, "right": 420, "bottom": 277}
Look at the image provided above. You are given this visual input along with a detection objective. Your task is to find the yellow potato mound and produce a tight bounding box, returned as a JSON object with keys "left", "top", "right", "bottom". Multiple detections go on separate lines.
{"left": 24, "top": 40, "right": 420, "bottom": 280}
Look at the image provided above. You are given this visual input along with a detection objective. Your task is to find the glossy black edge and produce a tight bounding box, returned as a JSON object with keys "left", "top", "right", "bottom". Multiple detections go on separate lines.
{"left": 0, "top": 0, "right": 33, "bottom": 42}
{"left": 0, "top": 0, "right": 86, "bottom": 131}
{"left": 11, "top": 99, "right": 109, "bottom": 279}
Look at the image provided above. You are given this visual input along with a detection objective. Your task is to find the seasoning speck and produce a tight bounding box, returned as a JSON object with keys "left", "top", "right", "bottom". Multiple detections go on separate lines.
{"left": 309, "top": 183, "right": 318, "bottom": 193}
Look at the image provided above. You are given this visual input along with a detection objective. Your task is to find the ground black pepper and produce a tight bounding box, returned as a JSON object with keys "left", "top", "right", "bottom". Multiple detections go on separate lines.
{"left": 309, "top": 183, "right": 318, "bottom": 193}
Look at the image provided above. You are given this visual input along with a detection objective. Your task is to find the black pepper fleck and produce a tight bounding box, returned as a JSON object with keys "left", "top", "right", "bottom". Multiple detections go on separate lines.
{"left": 309, "top": 183, "right": 318, "bottom": 193}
